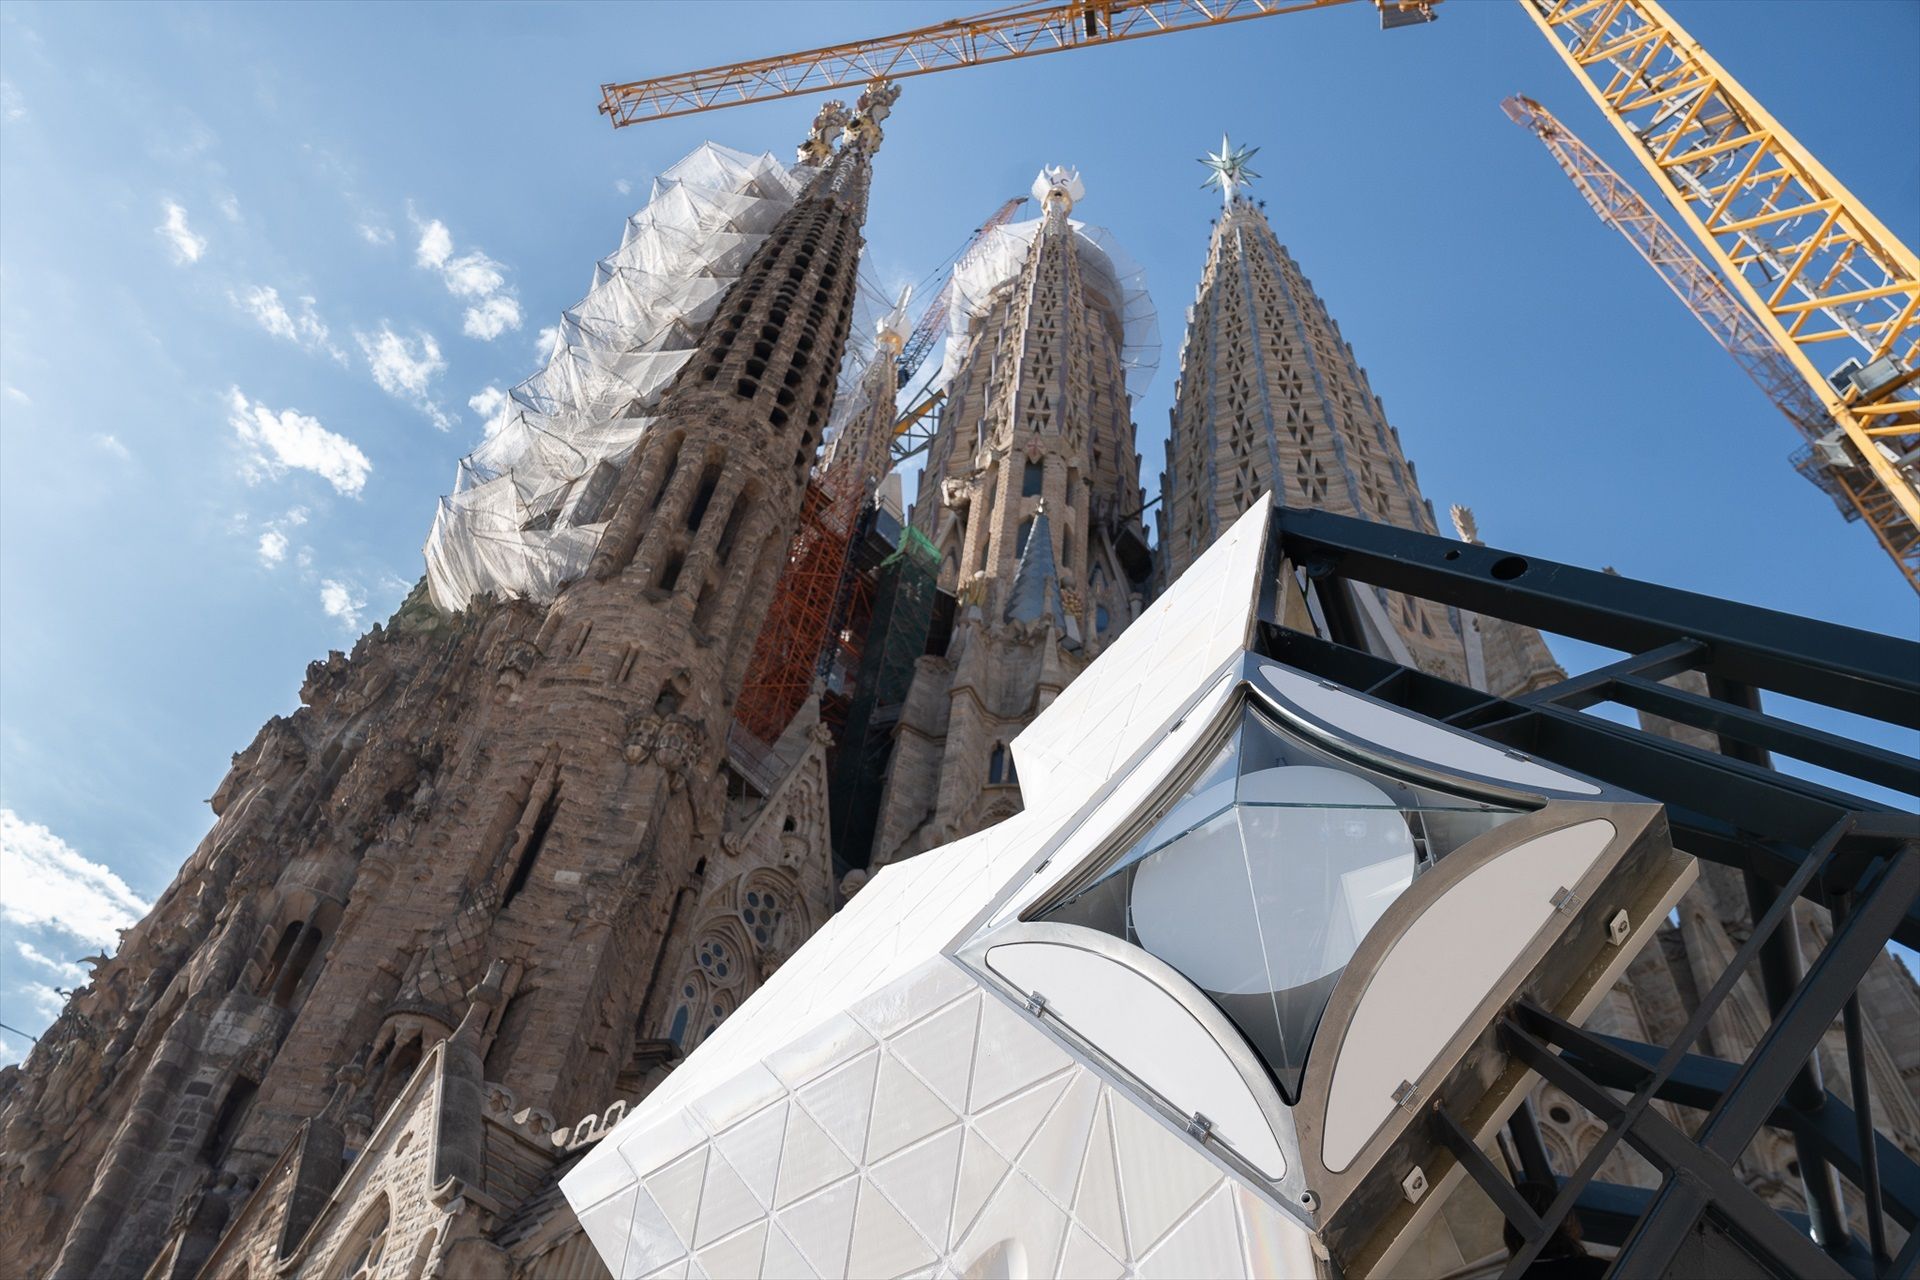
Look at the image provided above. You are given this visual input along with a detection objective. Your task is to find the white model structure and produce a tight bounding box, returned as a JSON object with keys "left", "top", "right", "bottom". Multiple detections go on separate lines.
{"left": 561, "top": 497, "right": 1695, "bottom": 1279}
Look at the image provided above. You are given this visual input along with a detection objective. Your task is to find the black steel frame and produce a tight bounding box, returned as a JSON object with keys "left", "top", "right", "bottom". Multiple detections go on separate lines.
{"left": 1254, "top": 507, "right": 1920, "bottom": 1280}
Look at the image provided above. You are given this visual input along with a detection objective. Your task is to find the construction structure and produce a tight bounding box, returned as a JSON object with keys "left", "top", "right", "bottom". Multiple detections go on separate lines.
{"left": 0, "top": 2, "right": 1914, "bottom": 1278}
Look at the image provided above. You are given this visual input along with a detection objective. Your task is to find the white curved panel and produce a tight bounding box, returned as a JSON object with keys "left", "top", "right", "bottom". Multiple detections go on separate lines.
{"left": 1321, "top": 819, "right": 1617, "bottom": 1172}
{"left": 984, "top": 939, "right": 1287, "bottom": 1180}
{"left": 1256, "top": 662, "right": 1602, "bottom": 796}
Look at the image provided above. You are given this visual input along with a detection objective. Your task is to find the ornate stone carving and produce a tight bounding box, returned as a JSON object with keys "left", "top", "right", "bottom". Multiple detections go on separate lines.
{"left": 622, "top": 710, "right": 704, "bottom": 788}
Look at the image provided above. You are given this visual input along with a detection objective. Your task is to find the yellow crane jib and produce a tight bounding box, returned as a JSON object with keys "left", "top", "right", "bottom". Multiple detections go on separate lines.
{"left": 1503, "top": 92, "right": 1919, "bottom": 591}
{"left": 598, "top": 0, "right": 1437, "bottom": 127}
{"left": 1518, "top": 0, "right": 1920, "bottom": 588}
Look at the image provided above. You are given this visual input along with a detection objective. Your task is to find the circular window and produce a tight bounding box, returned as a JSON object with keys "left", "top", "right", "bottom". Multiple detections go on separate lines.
{"left": 1548, "top": 1104, "right": 1573, "bottom": 1124}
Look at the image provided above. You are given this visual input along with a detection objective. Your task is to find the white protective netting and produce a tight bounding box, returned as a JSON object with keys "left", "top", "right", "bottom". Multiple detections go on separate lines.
{"left": 424, "top": 143, "right": 818, "bottom": 612}
{"left": 937, "top": 215, "right": 1159, "bottom": 400}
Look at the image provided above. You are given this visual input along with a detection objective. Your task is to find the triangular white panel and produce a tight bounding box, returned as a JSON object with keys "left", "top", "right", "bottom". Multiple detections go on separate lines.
{"left": 848, "top": 1179, "right": 939, "bottom": 1278}
{"left": 950, "top": 1128, "right": 1012, "bottom": 1250}
{"left": 774, "top": 1103, "right": 855, "bottom": 1209}
{"left": 639, "top": 1262, "right": 689, "bottom": 1280}
{"left": 625, "top": 1186, "right": 693, "bottom": 1279}
{"left": 969, "top": 996, "right": 1072, "bottom": 1110}
{"left": 1021, "top": 1069, "right": 1100, "bottom": 1207}
{"left": 574, "top": 1185, "right": 638, "bottom": 1279}
{"left": 776, "top": 1175, "right": 859, "bottom": 1278}
{"left": 952, "top": 1169, "right": 1069, "bottom": 1280}
{"left": 867, "top": 1054, "right": 960, "bottom": 1162}
{"left": 887, "top": 990, "right": 981, "bottom": 1112}
{"left": 1072, "top": 1094, "right": 1127, "bottom": 1260}
{"left": 759, "top": 1223, "right": 818, "bottom": 1280}
{"left": 973, "top": 1074, "right": 1069, "bottom": 1162}
{"left": 869, "top": 1127, "right": 964, "bottom": 1259}
{"left": 714, "top": 1101, "right": 787, "bottom": 1210}
{"left": 693, "top": 1220, "right": 766, "bottom": 1280}
{"left": 1059, "top": 1224, "right": 1126, "bottom": 1280}
{"left": 797, "top": 1047, "right": 879, "bottom": 1164}
{"left": 1136, "top": 1184, "right": 1242, "bottom": 1279}
{"left": 643, "top": 1146, "right": 708, "bottom": 1252}
{"left": 1110, "top": 1088, "right": 1222, "bottom": 1253}
{"left": 693, "top": 1148, "right": 761, "bottom": 1249}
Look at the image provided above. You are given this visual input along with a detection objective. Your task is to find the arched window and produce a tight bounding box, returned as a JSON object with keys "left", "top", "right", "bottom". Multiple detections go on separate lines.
{"left": 742, "top": 889, "right": 785, "bottom": 948}
{"left": 696, "top": 937, "right": 732, "bottom": 981}
{"left": 1095, "top": 604, "right": 1111, "bottom": 634}
{"left": 332, "top": 1196, "right": 390, "bottom": 1280}
{"left": 1014, "top": 519, "right": 1035, "bottom": 559}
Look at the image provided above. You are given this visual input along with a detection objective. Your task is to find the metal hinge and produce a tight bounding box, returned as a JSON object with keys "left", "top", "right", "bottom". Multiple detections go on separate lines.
{"left": 1025, "top": 990, "right": 1048, "bottom": 1016}
{"left": 1392, "top": 1080, "right": 1420, "bottom": 1109}
{"left": 1550, "top": 885, "right": 1582, "bottom": 914}
{"left": 1186, "top": 1112, "right": 1214, "bottom": 1140}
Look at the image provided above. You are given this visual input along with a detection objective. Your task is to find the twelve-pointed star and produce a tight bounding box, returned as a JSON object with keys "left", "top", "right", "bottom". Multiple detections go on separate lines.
{"left": 1201, "top": 134, "right": 1262, "bottom": 199}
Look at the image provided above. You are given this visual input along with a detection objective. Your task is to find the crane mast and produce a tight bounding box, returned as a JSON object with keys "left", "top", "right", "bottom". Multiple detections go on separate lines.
{"left": 1519, "top": 0, "right": 1920, "bottom": 588}
{"left": 1503, "top": 94, "right": 1919, "bottom": 590}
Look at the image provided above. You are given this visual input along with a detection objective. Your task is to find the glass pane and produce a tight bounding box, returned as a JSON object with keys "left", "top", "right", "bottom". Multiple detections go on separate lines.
{"left": 1037, "top": 697, "right": 1525, "bottom": 1101}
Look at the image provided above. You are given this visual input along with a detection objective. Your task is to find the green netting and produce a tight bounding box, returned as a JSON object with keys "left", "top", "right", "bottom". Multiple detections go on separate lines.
{"left": 829, "top": 525, "right": 940, "bottom": 867}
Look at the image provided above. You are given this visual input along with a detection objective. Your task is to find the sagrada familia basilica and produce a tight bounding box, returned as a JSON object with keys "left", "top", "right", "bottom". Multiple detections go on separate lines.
{"left": 2, "top": 89, "right": 1914, "bottom": 1280}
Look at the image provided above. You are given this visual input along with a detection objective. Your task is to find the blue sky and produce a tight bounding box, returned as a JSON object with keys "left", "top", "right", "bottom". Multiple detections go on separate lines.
{"left": 1, "top": 1, "right": 1915, "bottom": 1058}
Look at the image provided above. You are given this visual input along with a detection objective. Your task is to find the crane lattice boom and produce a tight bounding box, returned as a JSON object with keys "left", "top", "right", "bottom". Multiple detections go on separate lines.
{"left": 1521, "top": 0, "right": 1920, "bottom": 587}
{"left": 598, "top": 0, "right": 1434, "bottom": 127}
{"left": 1503, "top": 94, "right": 1917, "bottom": 589}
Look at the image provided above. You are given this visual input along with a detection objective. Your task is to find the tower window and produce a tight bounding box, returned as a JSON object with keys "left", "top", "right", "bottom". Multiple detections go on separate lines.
{"left": 1021, "top": 459, "right": 1044, "bottom": 497}
{"left": 988, "top": 744, "right": 1017, "bottom": 786}
{"left": 1015, "top": 518, "right": 1035, "bottom": 560}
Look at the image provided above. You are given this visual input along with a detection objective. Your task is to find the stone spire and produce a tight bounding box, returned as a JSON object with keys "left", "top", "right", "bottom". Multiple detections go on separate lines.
{"left": 867, "top": 168, "right": 1149, "bottom": 864}
{"left": 1160, "top": 155, "right": 1474, "bottom": 684}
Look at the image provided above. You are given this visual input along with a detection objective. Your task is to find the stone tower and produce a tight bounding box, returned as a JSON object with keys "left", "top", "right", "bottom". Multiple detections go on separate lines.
{"left": 1159, "top": 139, "right": 1561, "bottom": 695}
{"left": 866, "top": 167, "right": 1152, "bottom": 866}
{"left": 0, "top": 91, "right": 895, "bottom": 1280}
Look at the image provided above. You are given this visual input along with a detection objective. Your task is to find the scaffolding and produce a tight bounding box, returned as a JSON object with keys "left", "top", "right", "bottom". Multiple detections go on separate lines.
{"left": 828, "top": 526, "right": 941, "bottom": 867}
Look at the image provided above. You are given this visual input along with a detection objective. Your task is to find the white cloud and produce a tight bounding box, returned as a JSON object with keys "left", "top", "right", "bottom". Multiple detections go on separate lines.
{"left": 0, "top": 1037, "right": 22, "bottom": 1069}
{"left": 218, "top": 193, "right": 241, "bottom": 222}
{"left": 462, "top": 293, "right": 522, "bottom": 341}
{"left": 24, "top": 983, "right": 66, "bottom": 1018}
{"left": 95, "top": 434, "right": 132, "bottom": 460}
{"left": 286, "top": 505, "right": 310, "bottom": 526}
{"left": 614, "top": 178, "right": 633, "bottom": 196}
{"left": 319, "top": 579, "right": 367, "bottom": 630}
{"left": 534, "top": 325, "right": 560, "bottom": 362}
{"left": 411, "top": 210, "right": 520, "bottom": 341}
{"left": 16, "top": 941, "right": 87, "bottom": 983}
{"left": 359, "top": 223, "right": 395, "bottom": 246}
{"left": 1, "top": 81, "right": 25, "bottom": 124}
{"left": 227, "top": 387, "right": 373, "bottom": 495}
{"left": 355, "top": 325, "right": 452, "bottom": 429}
{"left": 235, "top": 286, "right": 347, "bottom": 362}
{"left": 468, "top": 385, "right": 511, "bottom": 438}
{"left": 0, "top": 809, "right": 149, "bottom": 951}
{"left": 296, "top": 548, "right": 314, "bottom": 569}
{"left": 257, "top": 529, "right": 289, "bottom": 566}
{"left": 156, "top": 200, "right": 207, "bottom": 264}
{"left": 414, "top": 217, "right": 454, "bottom": 269}
{"left": 3, "top": 385, "right": 29, "bottom": 405}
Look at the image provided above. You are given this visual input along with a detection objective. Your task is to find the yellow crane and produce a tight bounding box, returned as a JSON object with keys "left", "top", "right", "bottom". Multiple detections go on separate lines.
{"left": 598, "top": 1, "right": 1437, "bottom": 127}
{"left": 1504, "top": 94, "right": 1919, "bottom": 590}
{"left": 598, "top": 0, "right": 1920, "bottom": 591}
{"left": 1518, "top": 0, "right": 1919, "bottom": 583}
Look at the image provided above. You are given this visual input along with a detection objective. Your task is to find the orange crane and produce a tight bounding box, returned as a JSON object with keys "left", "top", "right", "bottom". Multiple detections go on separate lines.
{"left": 732, "top": 199, "right": 1031, "bottom": 750}
{"left": 1504, "top": 94, "right": 1918, "bottom": 590}
{"left": 598, "top": 0, "right": 1919, "bottom": 593}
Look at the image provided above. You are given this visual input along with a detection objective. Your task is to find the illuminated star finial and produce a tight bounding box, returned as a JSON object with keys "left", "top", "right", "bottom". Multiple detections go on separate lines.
{"left": 1200, "top": 133, "right": 1261, "bottom": 205}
